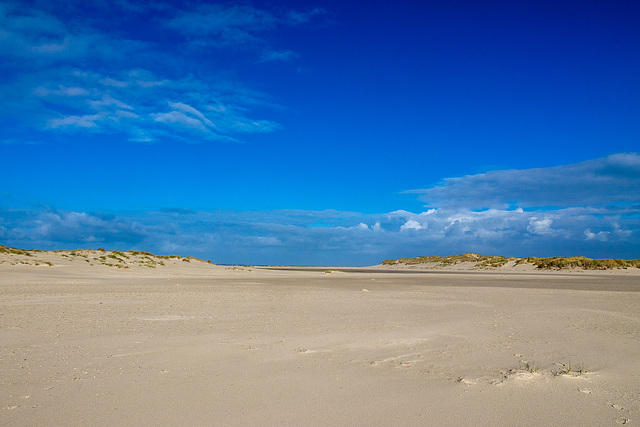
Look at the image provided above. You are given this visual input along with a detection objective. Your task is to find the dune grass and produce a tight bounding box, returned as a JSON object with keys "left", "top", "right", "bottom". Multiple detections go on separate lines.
{"left": 524, "top": 361, "right": 541, "bottom": 373}
{"left": 0, "top": 245, "right": 212, "bottom": 269}
{"left": 382, "top": 252, "right": 640, "bottom": 270}
{"left": 381, "top": 253, "right": 514, "bottom": 268}
{"left": 518, "top": 256, "right": 640, "bottom": 270}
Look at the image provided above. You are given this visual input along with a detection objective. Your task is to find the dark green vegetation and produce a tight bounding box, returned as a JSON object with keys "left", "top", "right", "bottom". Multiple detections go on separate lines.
{"left": 517, "top": 256, "right": 640, "bottom": 270}
{"left": 0, "top": 246, "right": 42, "bottom": 256}
{"left": 381, "top": 253, "right": 514, "bottom": 268}
{"left": 382, "top": 252, "right": 640, "bottom": 270}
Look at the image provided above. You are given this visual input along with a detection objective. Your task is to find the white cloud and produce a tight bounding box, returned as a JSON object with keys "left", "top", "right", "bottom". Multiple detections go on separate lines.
{"left": 259, "top": 50, "right": 298, "bottom": 63}
{"left": 584, "top": 229, "right": 608, "bottom": 241}
{"left": 1, "top": 1, "right": 318, "bottom": 144}
{"left": 1, "top": 208, "right": 147, "bottom": 247}
{"left": 47, "top": 114, "right": 103, "bottom": 129}
{"left": 400, "top": 219, "right": 424, "bottom": 231}
{"left": 152, "top": 102, "right": 218, "bottom": 133}
{"left": 285, "top": 8, "right": 327, "bottom": 25}
{"left": 0, "top": 2, "right": 72, "bottom": 57}
{"left": 153, "top": 111, "right": 209, "bottom": 131}
{"left": 527, "top": 218, "right": 554, "bottom": 235}
{"left": 408, "top": 153, "right": 640, "bottom": 209}
{"left": 33, "top": 85, "right": 90, "bottom": 97}
{"left": 8, "top": 65, "right": 281, "bottom": 142}
{"left": 166, "top": 3, "right": 325, "bottom": 48}
{"left": 166, "top": 4, "right": 277, "bottom": 42}
{"left": 168, "top": 102, "right": 214, "bottom": 125}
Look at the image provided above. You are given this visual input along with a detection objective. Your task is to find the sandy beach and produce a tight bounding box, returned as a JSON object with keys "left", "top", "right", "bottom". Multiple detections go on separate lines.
{"left": 1, "top": 253, "right": 639, "bottom": 426}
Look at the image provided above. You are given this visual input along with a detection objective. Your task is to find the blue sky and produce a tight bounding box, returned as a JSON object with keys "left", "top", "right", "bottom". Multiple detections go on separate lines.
{"left": 1, "top": 0, "right": 639, "bottom": 265}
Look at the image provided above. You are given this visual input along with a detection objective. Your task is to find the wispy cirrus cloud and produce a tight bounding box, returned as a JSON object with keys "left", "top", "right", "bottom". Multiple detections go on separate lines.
{"left": 166, "top": 3, "right": 279, "bottom": 46}
{"left": 0, "top": 0, "right": 321, "bottom": 143}
{"left": 285, "top": 8, "right": 326, "bottom": 25}
{"left": 258, "top": 49, "right": 299, "bottom": 63}
{"left": 407, "top": 153, "right": 640, "bottom": 209}
{"left": 165, "top": 3, "right": 325, "bottom": 49}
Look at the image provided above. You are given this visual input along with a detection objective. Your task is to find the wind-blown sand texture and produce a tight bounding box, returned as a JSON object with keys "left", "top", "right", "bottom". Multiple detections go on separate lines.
{"left": 1, "top": 250, "right": 639, "bottom": 426}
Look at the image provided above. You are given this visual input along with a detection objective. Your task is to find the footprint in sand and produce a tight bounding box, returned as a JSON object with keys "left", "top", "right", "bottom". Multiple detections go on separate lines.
{"left": 615, "top": 417, "right": 630, "bottom": 424}
{"left": 578, "top": 388, "right": 592, "bottom": 394}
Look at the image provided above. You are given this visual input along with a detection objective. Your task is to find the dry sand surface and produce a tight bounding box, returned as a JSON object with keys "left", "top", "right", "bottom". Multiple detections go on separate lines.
{"left": 1, "top": 255, "right": 639, "bottom": 426}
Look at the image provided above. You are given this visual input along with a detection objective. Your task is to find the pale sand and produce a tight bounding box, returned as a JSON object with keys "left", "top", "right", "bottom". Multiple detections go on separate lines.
{"left": 1, "top": 259, "right": 639, "bottom": 426}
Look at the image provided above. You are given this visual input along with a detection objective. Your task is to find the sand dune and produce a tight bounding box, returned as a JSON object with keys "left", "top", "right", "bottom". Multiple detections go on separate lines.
{"left": 1, "top": 250, "right": 639, "bottom": 425}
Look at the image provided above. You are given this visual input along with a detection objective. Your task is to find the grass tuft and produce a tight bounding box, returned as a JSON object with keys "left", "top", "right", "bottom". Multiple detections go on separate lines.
{"left": 575, "top": 362, "right": 590, "bottom": 374}
{"left": 524, "top": 361, "right": 540, "bottom": 373}
{"left": 555, "top": 362, "right": 589, "bottom": 376}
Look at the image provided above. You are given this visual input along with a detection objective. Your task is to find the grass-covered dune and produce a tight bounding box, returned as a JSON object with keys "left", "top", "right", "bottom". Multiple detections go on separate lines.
{"left": 517, "top": 256, "right": 640, "bottom": 270}
{"left": 381, "top": 252, "right": 640, "bottom": 270}
{"left": 0, "top": 245, "right": 212, "bottom": 269}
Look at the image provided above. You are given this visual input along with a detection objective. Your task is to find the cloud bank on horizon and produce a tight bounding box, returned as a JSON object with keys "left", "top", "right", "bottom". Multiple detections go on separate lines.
{"left": 3, "top": 153, "right": 638, "bottom": 265}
